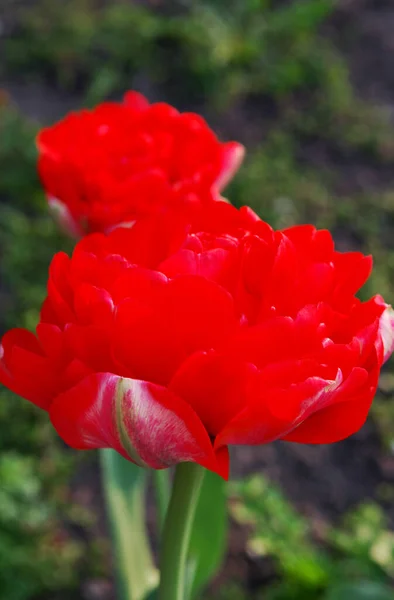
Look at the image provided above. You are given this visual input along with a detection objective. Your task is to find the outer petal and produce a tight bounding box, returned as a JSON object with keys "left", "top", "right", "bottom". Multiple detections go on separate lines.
{"left": 283, "top": 368, "right": 379, "bottom": 443}
{"left": 123, "top": 90, "right": 150, "bottom": 111}
{"left": 0, "top": 329, "right": 57, "bottom": 410}
{"left": 215, "top": 142, "right": 245, "bottom": 191}
{"left": 331, "top": 253, "right": 373, "bottom": 310}
{"left": 49, "top": 372, "right": 229, "bottom": 478}
{"left": 378, "top": 302, "right": 394, "bottom": 364}
{"left": 215, "top": 367, "right": 368, "bottom": 448}
{"left": 48, "top": 196, "right": 83, "bottom": 239}
{"left": 282, "top": 226, "right": 334, "bottom": 262}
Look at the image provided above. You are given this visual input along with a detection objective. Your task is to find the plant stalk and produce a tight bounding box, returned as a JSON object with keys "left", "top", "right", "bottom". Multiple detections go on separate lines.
{"left": 158, "top": 462, "right": 205, "bottom": 600}
{"left": 154, "top": 468, "right": 171, "bottom": 531}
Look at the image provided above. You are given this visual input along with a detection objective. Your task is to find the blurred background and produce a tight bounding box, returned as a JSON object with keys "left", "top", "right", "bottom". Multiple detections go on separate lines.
{"left": 1, "top": 0, "right": 394, "bottom": 599}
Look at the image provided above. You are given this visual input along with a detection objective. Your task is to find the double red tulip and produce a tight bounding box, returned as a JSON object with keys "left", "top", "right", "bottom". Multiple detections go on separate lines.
{"left": 37, "top": 91, "right": 244, "bottom": 236}
{"left": 1, "top": 203, "right": 392, "bottom": 478}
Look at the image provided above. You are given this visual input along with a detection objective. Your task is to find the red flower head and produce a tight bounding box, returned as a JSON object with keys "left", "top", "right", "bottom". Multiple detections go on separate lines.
{"left": 37, "top": 91, "right": 244, "bottom": 236}
{"left": 1, "top": 202, "right": 393, "bottom": 479}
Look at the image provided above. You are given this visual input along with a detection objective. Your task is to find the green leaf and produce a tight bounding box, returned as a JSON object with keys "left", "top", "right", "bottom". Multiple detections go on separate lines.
{"left": 324, "top": 581, "right": 394, "bottom": 600}
{"left": 85, "top": 67, "right": 123, "bottom": 106}
{"left": 187, "top": 470, "right": 228, "bottom": 598}
{"left": 100, "top": 450, "right": 158, "bottom": 600}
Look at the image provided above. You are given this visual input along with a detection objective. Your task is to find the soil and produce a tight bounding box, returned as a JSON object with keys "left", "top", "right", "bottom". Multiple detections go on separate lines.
{"left": 327, "top": 0, "right": 394, "bottom": 108}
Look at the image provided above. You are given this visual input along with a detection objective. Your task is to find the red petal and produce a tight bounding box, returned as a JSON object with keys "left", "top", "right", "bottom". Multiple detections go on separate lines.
{"left": 73, "top": 283, "right": 114, "bottom": 325}
{"left": 49, "top": 373, "right": 228, "bottom": 477}
{"left": 377, "top": 301, "right": 394, "bottom": 364}
{"left": 36, "top": 323, "right": 66, "bottom": 366}
{"left": 216, "top": 368, "right": 368, "bottom": 447}
{"left": 282, "top": 226, "right": 334, "bottom": 262}
{"left": 107, "top": 212, "right": 187, "bottom": 269}
{"left": 283, "top": 368, "right": 377, "bottom": 443}
{"left": 215, "top": 142, "right": 245, "bottom": 191}
{"left": 158, "top": 247, "right": 237, "bottom": 289}
{"left": 123, "top": 91, "right": 150, "bottom": 111}
{"left": 110, "top": 266, "right": 167, "bottom": 305}
{"left": 170, "top": 351, "right": 257, "bottom": 436}
{"left": 46, "top": 252, "right": 75, "bottom": 326}
{"left": 220, "top": 315, "right": 322, "bottom": 369}
{"left": 331, "top": 253, "right": 373, "bottom": 307}
{"left": 48, "top": 197, "right": 82, "bottom": 238}
{"left": 0, "top": 329, "right": 56, "bottom": 409}
{"left": 65, "top": 324, "right": 115, "bottom": 374}
{"left": 113, "top": 275, "right": 238, "bottom": 385}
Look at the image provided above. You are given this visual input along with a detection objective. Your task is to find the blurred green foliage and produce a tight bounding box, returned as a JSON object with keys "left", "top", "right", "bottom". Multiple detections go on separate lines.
{"left": 0, "top": 102, "right": 39, "bottom": 210}
{"left": 0, "top": 452, "right": 83, "bottom": 600}
{"left": 2, "top": 0, "right": 394, "bottom": 598}
{"left": 228, "top": 476, "right": 394, "bottom": 600}
{"left": 2, "top": 0, "right": 340, "bottom": 106}
{"left": 231, "top": 475, "right": 329, "bottom": 593}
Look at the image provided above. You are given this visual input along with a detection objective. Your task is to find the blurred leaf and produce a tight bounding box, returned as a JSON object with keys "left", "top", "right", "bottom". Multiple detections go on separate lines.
{"left": 85, "top": 67, "right": 124, "bottom": 105}
{"left": 324, "top": 581, "right": 394, "bottom": 600}
{"left": 100, "top": 449, "right": 158, "bottom": 600}
{"left": 187, "top": 470, "right": 228, "bottom": 598}
{"left": 0, "top": 451, "right": 83, "bottom": 600}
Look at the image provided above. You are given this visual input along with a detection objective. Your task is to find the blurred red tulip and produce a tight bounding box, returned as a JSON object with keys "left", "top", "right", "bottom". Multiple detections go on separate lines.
{"left": 37, "top": 91, "right": 244, "bottom": 236}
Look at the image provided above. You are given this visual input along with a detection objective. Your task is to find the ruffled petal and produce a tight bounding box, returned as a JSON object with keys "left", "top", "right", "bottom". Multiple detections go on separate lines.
{"left": 215, "top": 367, "right": 368, "bottom": 447}
{"left": 283, "top": 368, "right": 378, "bottom": 443}
{"left": 113, "top": 275, "right": 238, "bottom": 385}
{"left": 170, "top": 351, "right": 257, "bottom": 437}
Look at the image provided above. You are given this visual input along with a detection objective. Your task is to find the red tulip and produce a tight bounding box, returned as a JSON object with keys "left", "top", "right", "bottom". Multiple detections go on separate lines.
{"left": 1, "top": 203, "right": 393, "bottom": 479}
{"left": 37, "top": 91, "right": 244, "bottom": 236}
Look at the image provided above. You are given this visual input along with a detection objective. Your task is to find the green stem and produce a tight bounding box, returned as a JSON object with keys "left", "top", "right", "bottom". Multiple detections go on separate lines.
{"left": 158, "top": 462, "right": 205, "bottom": 600}
{"left": 154, "top": 469, "right": 171, "bottom": 531}
{"left": 100, "top": 449, "right": 158, "bottom": 600}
